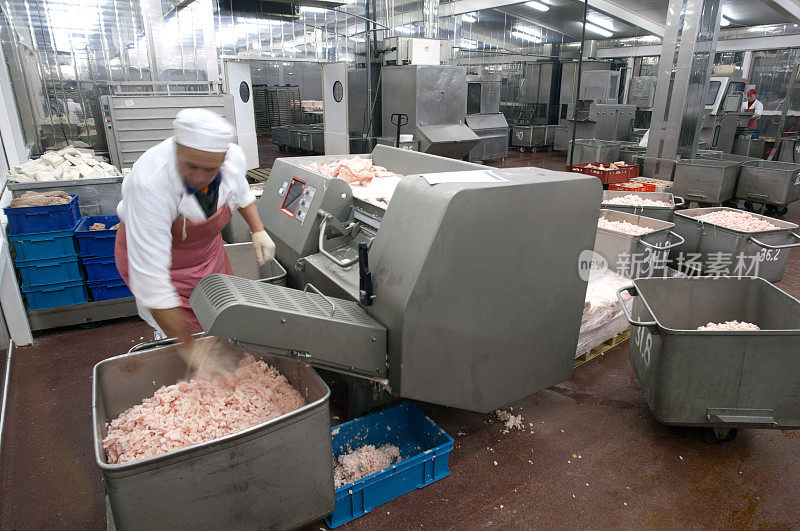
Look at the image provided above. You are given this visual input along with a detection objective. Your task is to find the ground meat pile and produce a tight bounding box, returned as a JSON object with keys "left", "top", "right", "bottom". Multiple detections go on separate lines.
{"left": 694, "top": 210, "right": 779, "bottom": 232}
{"left": 9, "top": 190, "right": 71, "bottom": 208}
{"left": 103, "top": 355, "right": 306, "bottom": 464}
{"left": 605, "top": 194, "right": 671, "bottom": 207}
{"left": 89, "top": 222, "right": 120, "bottom": 231}
{"left": 333, "top": 444, "right": 401, "bottom": 488}
{"left": 307, "top": 156, "right": 403, "bottom": 185}
{"left": 597, "top": 217, "right": 654, "bottom": 235}
{"left": 698, "top": 321, "right": 760, "bottom": 331}
{"left": 495, "top": 409, "right": 523, "bottom": 430}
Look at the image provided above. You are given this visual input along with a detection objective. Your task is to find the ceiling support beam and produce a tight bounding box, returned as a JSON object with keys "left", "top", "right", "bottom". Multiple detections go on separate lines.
{"left": 577, "top": 0, "right": 665, "bottom": 37}
{"left": 759, "top": 0, "right": 800, "bottom": 24}
{"left": 439, "top": 0, "right": 527, "bottom": 17}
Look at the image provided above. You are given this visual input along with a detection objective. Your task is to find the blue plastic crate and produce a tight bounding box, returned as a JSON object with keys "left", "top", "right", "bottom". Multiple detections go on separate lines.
{"left": 5, "top": 194, "right": 80, "bottom": 235}
{"left": 75, "top": 215, "right": 120, "bottom": 257}
{"left": 81, "top": 255, "right": 122, "bottom": 283}
{"left": 87, "top": 279, "right": 132, "bottom": 301}
{"left": 16, "top": 256, "right": 83, "bottom": 287}
{"left": 20, "top": 279, "right": 88, "bottom": 311}
{"left": 326, "top": 402, "right": 454, "bottom": 528}
{"left": 8, "top": 226, "right": 78, "bottom": 261}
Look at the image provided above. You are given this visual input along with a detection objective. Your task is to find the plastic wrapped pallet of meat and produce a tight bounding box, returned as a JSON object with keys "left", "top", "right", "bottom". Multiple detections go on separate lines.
{"left": 575, "top": 269, "right": 634, "bottom": 357}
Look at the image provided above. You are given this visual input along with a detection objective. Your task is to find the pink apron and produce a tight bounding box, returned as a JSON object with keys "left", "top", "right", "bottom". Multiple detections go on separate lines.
{"left": 115, "top": 205, "right": 234, "bottom": 332}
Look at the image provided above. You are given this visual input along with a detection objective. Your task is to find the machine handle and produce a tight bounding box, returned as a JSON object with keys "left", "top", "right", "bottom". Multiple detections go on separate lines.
{"left": 749, "top": 232, "right": 800, "bottom": 250}
{"left": 304, "top": 282, "right": 336, "bottom": 318}
{"left": 358, "top": 242, "right": 373, "bottom": 306}
{"left": 318, "top": 214, "right": 359, "bottom": 268}
{"left": 391, "top": 113, "right": 409, "bottom": 148}
{"left": 639, "top": 231, "right": 685, "bottom": 251}
{"left": 672, "top": 196, "right": 685, "bottom": 208}
{"left": 686, "top": 191, "right": 707, "bottom": 199}
{"left": 712, "top": 124, "right": 721, "bottom": 147}
{"left": 617, "top": 286, "right": 658, "bottom": 328}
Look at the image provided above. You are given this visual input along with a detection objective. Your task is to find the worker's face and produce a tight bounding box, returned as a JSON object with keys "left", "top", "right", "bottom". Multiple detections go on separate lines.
{"left": 747, "top": 93, "right": 756, "bottom": 104}
{"left": 175, "top": 144, "right": 227, "bottom": 190}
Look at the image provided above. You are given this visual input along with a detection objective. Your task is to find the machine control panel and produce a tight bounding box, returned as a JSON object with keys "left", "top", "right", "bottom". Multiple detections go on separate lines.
{"left": 278, "top": 177, "right": 315, "bottom": 223}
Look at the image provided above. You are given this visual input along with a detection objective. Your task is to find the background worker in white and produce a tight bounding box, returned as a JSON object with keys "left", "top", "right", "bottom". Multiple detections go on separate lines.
{"left": 115, "top": 108, "right": 275, "bottom": 348}
{"left": 741, "top": 88, "right": 764, "bottom": 131}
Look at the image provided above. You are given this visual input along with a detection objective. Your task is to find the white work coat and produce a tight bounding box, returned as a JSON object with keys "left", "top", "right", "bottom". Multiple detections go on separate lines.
{"left": 740, "top": 98, "right": 764, "bottom": 129}
{"left": 116, "top": 137, "right": 255, "bottom": 317}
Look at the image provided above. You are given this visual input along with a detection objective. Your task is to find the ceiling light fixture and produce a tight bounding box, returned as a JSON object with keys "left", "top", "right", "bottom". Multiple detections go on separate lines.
{"left": 462, "top": 13, "right": 478, "bottom": 23}
{"left": 511, "top": 30, "right": 542, "bottom": 43}
{"left": 587, "top": 14, "right": 614, "bottom": 31}
{"left": 300, "top": 6, "right": 328, "bottom": 14}
{"left": 584, "top": 22, "right": 613, "bottom": 37}
{"left": 524, "top": 1, "right": 550, "bottom": 12}
{"left": 514, "top": 25, "right": 541, "bottom": 38}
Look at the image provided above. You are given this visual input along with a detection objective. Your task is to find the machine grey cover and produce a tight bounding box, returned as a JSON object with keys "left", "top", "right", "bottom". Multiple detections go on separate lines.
{"left": 366, "top": 168, "right": 602, "bottom": 411}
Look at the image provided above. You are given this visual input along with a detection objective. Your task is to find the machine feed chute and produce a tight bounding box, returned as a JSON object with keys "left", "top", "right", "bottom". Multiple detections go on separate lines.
{"left": 191, "top": 274, "right": 388, "bottom": 379}
{"left": 191, "top": 146, "right": 603, "bottom": 412}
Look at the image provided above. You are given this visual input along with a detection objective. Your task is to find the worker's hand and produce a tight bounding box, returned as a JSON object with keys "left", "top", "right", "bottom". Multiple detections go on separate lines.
{"left": 177, "top": 338, "right": 238, "bottom": 381}
{"left": 252, "top": 229, "right": 275, "bottom": 266}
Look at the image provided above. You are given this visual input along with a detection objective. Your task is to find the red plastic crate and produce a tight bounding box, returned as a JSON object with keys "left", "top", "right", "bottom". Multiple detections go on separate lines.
{"left": 609, "top": 181, "right": 656, "bottom": 192}
{"left": 566, "top": 163, "right": 630, "bottom": 185}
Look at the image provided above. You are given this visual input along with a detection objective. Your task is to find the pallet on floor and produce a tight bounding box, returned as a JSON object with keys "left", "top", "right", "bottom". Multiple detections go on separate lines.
{"left": 574, "top": 328, "right": 630, "bottom": 368}
{"left": 246, "top": 168, "right": 270, "bottom": 183}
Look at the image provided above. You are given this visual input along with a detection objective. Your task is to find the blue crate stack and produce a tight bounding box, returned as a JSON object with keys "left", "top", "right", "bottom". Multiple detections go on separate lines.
{"left": 4, "top": 194, "right": 89, "bottom": 310}
{"left": 74, "top": 215, "right": 132, "bottom": 301}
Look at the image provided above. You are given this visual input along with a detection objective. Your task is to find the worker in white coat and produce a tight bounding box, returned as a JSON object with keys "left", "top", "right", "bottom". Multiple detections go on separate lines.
{"left": 115, "top": 108, "right": 275, "bottom": 348}
{"left": 741, "top": 88, "right": 763, "bottom": 131}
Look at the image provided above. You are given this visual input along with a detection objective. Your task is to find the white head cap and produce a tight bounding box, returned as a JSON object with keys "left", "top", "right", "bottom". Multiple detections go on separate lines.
{"left": 173, "top": 108, "right": 235, "bottom": 153}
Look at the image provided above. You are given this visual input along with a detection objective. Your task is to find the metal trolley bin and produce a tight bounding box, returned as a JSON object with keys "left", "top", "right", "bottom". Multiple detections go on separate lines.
{"left": 673, "top": 159, "right": 740, "bottom": 204}
{"left": 736, "top": 160, "right": 800, "bottom": 214}
{"left": 672, "top": 207, "right": 800, "bottom": 282}
{"left": 601, "top": 191, "right": 684, "bottom": 222}
{"left": 93, "top": 338, "right": 334, "bottom": 530}
{"left": 618, "top": 277, "right": 800, "bottom": 442}
{"left": 594, "top": 209, "right": 684, "bottom": 279}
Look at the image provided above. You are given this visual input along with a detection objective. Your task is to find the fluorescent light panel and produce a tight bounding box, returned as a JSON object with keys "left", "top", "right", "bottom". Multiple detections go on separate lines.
{"left": 514, "top": 25, "right": 541, "bottom": 38}
{"left": 584, "top": 22, "right": 613, "bottom": 37}
{"left": 587, "top": 14, "right": 614, "bottom": 31}
{"left": 525, "top": 1, "right": 550, "bottom": 11}
{"left": 511, "top": 30, "right": 542, "bottom": 43}
{"left": 462, "top": 13, "right": 478, "bottom": 23}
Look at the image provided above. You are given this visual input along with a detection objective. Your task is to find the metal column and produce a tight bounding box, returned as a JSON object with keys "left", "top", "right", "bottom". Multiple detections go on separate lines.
{"left": 423, "top": 0, "right": 440, "bottom": 39}
{"left": 645, "top": 0, "right": 723, "bottom": 179}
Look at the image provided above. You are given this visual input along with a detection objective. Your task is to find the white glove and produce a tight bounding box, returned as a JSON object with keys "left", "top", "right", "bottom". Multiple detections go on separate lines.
{"left": 252, "top": 229, "right": 276, "bottom": 266}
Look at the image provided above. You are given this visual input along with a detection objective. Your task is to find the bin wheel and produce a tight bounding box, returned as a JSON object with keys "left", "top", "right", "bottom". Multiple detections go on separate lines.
{"left": 79, "top": 321, "right": 102, "bottom": 330}
{"left": 776, "top": 206, "right": 789, "bottom": 216}
{"left": 701, "top": 427, "right": 738, "bottom": 444}
{"left": 743, "top": 201, "right": 755, "bottom": 211}
{"left": 765, "top": 205, "right": 778, "bottom": 216}
{"left": 518, "top": 147, "right": 525, "bottom": 153}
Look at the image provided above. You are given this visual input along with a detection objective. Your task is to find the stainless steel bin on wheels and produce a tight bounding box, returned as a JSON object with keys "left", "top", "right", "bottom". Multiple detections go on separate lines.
{"left": 93, "top": 338, "right": 334, "bottom": 530}
{"left": 618, "top": 277, "right": 800, "bottom": 443}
